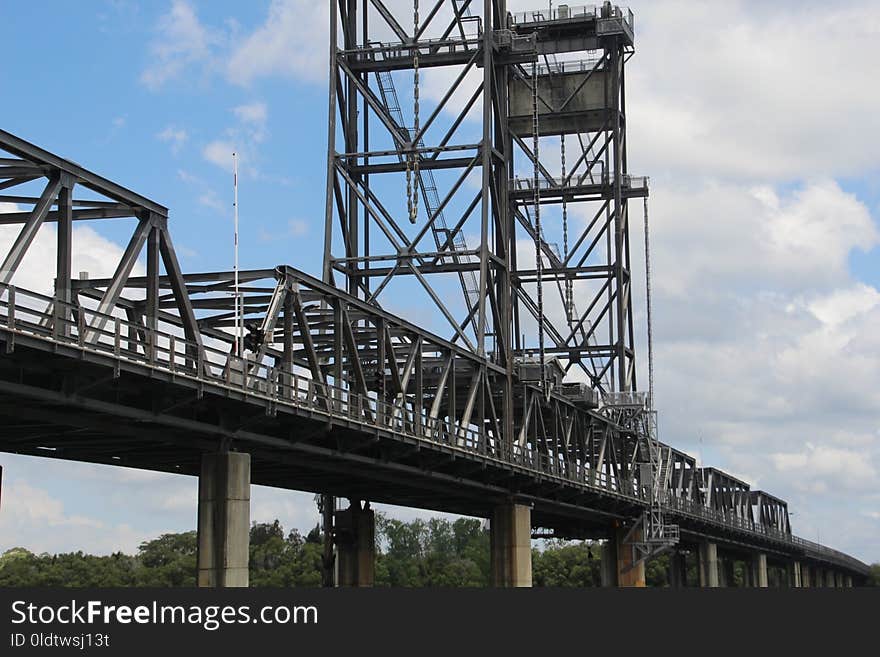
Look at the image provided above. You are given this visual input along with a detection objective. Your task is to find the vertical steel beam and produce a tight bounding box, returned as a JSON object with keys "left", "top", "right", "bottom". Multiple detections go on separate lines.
{"left": 323, "top": 0, "right": 340, "bottom": 285}
{"left": 55, "top": 179, "right": 73, "bottom": 336}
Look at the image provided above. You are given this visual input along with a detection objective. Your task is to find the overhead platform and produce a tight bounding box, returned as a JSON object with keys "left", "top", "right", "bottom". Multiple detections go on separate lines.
{"left": 509, "top": 2, "right": 635, "bottom": 54}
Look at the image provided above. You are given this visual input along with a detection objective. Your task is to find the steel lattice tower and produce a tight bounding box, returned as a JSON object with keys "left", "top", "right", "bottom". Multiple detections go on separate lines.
{"left": 324, "top": 1, "right": 643, "bottom": 404}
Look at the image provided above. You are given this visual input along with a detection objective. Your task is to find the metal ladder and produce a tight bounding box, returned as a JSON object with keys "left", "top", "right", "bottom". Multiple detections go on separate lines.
{"left": 374, "top": 69, "right": 485, "bottom": 340}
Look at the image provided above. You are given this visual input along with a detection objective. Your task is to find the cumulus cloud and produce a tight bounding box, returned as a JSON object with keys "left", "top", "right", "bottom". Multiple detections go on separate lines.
{"left": 624, "top": 0, "right": 880, "bottom": 181}
{"left": 772, "top": 442, "right": 876, "bottom": 488}
{"left": 227, "top": 1, "right": 329, "bottom": 85}
{"left": 637, "top": 177, "right": 880, "bottom": 558}
{"left": 141, "top": 1, "right": 330, "bottom": 89}
{"left": 0, "top": 205, "right": 145, "bottom": 293}
{"left": 0, "top": 473, "right": 156, "bottom": 555}
{"left": 202, "top": 103, "right": 270, "bottom": 176}
{"left": 202, "top": 139, "right": 236, "bottom": 169}
{"left": 156, "top": 125, "right": 188, "bottom": 154}
{"left": 233, "top": 101, "right": 267, "bottom": 128}
{"left": 140, "top": 0, "right": 219, "bottom": 90}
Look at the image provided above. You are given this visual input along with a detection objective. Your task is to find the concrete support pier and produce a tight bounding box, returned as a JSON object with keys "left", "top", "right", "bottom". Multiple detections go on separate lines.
{"left": 790, "top": 561, "right": 802, "bottom": 588}
{"left": 490, "top": 503, "right": 532, "bottom": 587}
{"left": 197, "top": 451, "right": 251, "bottom": 587}
{"left": 335, "top": 501, "right": 375, "bottom": 587}
{"left": 601, "top": 526, "right": 646, "bottom": 587}
{"left": 698, "top": 542, "right": 719, "bottom": 588}
{"left": 802, "top": 565, "right": 811, "bottom": 588}
{"left": 752, "top": 553, "right": 768, "bottom": 588}
{"left": 825, "top": 570, "right": 836, "bottom": 588}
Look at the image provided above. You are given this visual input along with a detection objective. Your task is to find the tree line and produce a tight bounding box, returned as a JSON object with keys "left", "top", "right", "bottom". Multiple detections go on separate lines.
{"left": 1, "top": 516, "right": 876, "bottom": 587}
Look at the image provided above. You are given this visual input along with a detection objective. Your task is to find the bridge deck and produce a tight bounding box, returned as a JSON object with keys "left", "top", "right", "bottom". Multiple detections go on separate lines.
{"left": 0, "top": 281, "right": 868, "bottom": 576}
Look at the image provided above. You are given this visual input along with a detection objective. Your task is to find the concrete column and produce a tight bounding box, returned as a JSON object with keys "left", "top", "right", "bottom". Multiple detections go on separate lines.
{"left": 490, "top": 503, "right": 532, "bottom": 587}
{"left": 335, "top": 501, "right": 375, "bottom": 587}
{"left": 698, "top": 542, "right": 719, "bottom": 588}
{"left": 825, "top": 570, "right": 836, "bottom": 588}
{"left": 600, "top": 538, "right": 616, "bottom": 587}
{"left": 668, "top": 550, "right": 687, "bottom": 588}
{"left": 197, "top": 451, "right": 251, "bottom": 587}
{"left": 752, "top": 553, "right": 768, "bottom": 588}
{"left": 601, "top": 526, "right": 646, "bottom": 587}
{"left": 845, "top": 575, "right": 853, "bottom": 588}
{"left": 791, "top": 561, "right": 802, "bottom": 588}
{"left": 801, "top": 564, "right": 811, "bottom": 588}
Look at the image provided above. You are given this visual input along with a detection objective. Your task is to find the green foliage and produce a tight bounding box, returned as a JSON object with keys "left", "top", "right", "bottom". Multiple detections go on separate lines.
{"left": 374, "top": 514, "right": 490, "bottom": 587}
{"left": 248, "top": 521, "right": 323, "bottom": 587}
{"left": 532, "top": 540, "right": 600, "bottom": 587}
{"left": 868, "top": 563, "right": 880, "bottom": 586}
{"left": 136, "top": 531, "right": 197, "bottom": 586}
{"left": 645, "top": 553, "right": 669, "bottom": 587}
{"left": 8, "top": 516, "right": 857, "bottom": 588}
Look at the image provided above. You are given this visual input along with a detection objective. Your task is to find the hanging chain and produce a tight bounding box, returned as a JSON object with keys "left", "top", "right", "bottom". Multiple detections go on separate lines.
{"left": 406, "top": 0, "right": 420, "bottom": 224}
{"left": 643, "top": 196, "right": 655, "bottom": 411}
{"left": 561, "top": 134, "right": 572, "bottom": 327}
{"left": 532, "top": 61, "right": 546, "bottom": 391}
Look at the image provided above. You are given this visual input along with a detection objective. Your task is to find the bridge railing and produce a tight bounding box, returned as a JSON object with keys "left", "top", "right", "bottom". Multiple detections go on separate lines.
{"left": 0, "top": 283, "right": 638, "bottom": 494}
{"left": 663, "top": 494, "right": 869, "bottom": 573}
{"left": 0, "top": 283, "right": 869, "bottom": 574}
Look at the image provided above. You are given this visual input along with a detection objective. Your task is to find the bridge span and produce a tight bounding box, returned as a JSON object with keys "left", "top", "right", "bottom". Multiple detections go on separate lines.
{"left": 0, "top": 0, "right": 872, "bottom": 589}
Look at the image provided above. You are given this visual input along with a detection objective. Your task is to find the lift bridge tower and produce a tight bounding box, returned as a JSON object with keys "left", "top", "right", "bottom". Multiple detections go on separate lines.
{"left": 323, "top": 1, "right": 671, "bottom": 563}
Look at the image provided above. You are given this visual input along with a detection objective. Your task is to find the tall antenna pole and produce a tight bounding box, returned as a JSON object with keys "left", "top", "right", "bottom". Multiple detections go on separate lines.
{"left": 643, "top": 196, "right": 654, "bottom": 411}
{"left": 233, "top": 152, "right": 242, "bottom": 357}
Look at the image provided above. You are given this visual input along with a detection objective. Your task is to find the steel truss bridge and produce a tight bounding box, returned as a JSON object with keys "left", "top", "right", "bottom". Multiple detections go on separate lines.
{"left": 0, "top": 1, "right": 870, "bottom": 586}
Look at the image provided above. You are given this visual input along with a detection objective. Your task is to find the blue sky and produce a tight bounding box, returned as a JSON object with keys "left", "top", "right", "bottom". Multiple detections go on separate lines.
{"left": 1, "top": 1, "right": 330, "bottom": 277}
{"left": 1, "top": 0, "right": 879, "bottom": 563}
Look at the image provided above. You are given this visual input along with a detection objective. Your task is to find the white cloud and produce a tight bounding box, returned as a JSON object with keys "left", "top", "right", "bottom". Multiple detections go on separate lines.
{"left": 807, "top": 284, "right": 880, "bottom": 327}
{"left": 202, "top": 103, "right": 270, "bottom": 174}
{"left": 288, "top": 219, "right": 308, "bottom": 237}
{"left": 0, "top": 219, "right": 144, "bottom": 294}
{"left": 226, "top": 1, "right": 329, "bottom": 85}
{"left": 141, "top": 0, "right": 218, "bottom": 90}
{"left": 232, "top": 101, "right": 268, "bottom": 143}
{"left": 0, "top": 479, "right": 154, "bottom": 555}
{"left": 202, "top": 139, "right": 236, "bottom": 169}
{"left": 644, "top": 179, "right": 877, "bottom": 302}
{"left": 233, "top": 101, "right": 267, "bottom": 126}
{"left": 770, "top": 444, "right": 877, "bottom": 493}
{"left": 198, "top": 189, "right": 226, "bottom": 214}
{"left": 156, "top": 125, "right": 188, "bottom": 154}
{"left": 624, "top": 0, "right": 880, "bottom": 181}
{"left": 637, "top": 177, "right": 880, "bottom": 555}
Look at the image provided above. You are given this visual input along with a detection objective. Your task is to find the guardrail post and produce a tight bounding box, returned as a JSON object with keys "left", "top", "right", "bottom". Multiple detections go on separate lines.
{"left": 169, "top": 335, "right": 176, "bottom": 373}
{"left": 77, "top": 309, "right": 85, "bottom": 348}
{"left": 6, "top": 286, "right": 13, "bottom": 329}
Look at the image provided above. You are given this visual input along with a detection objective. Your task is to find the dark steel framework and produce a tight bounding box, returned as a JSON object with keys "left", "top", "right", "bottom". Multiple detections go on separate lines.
{"left": 324, "top": 1, "right": 643, "bottom": 397}
{"left": 323, "top": 0, "right": 661, "bottom": 570}
{"left": 0, "top": 5, "right": 870, "bottom": 581}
